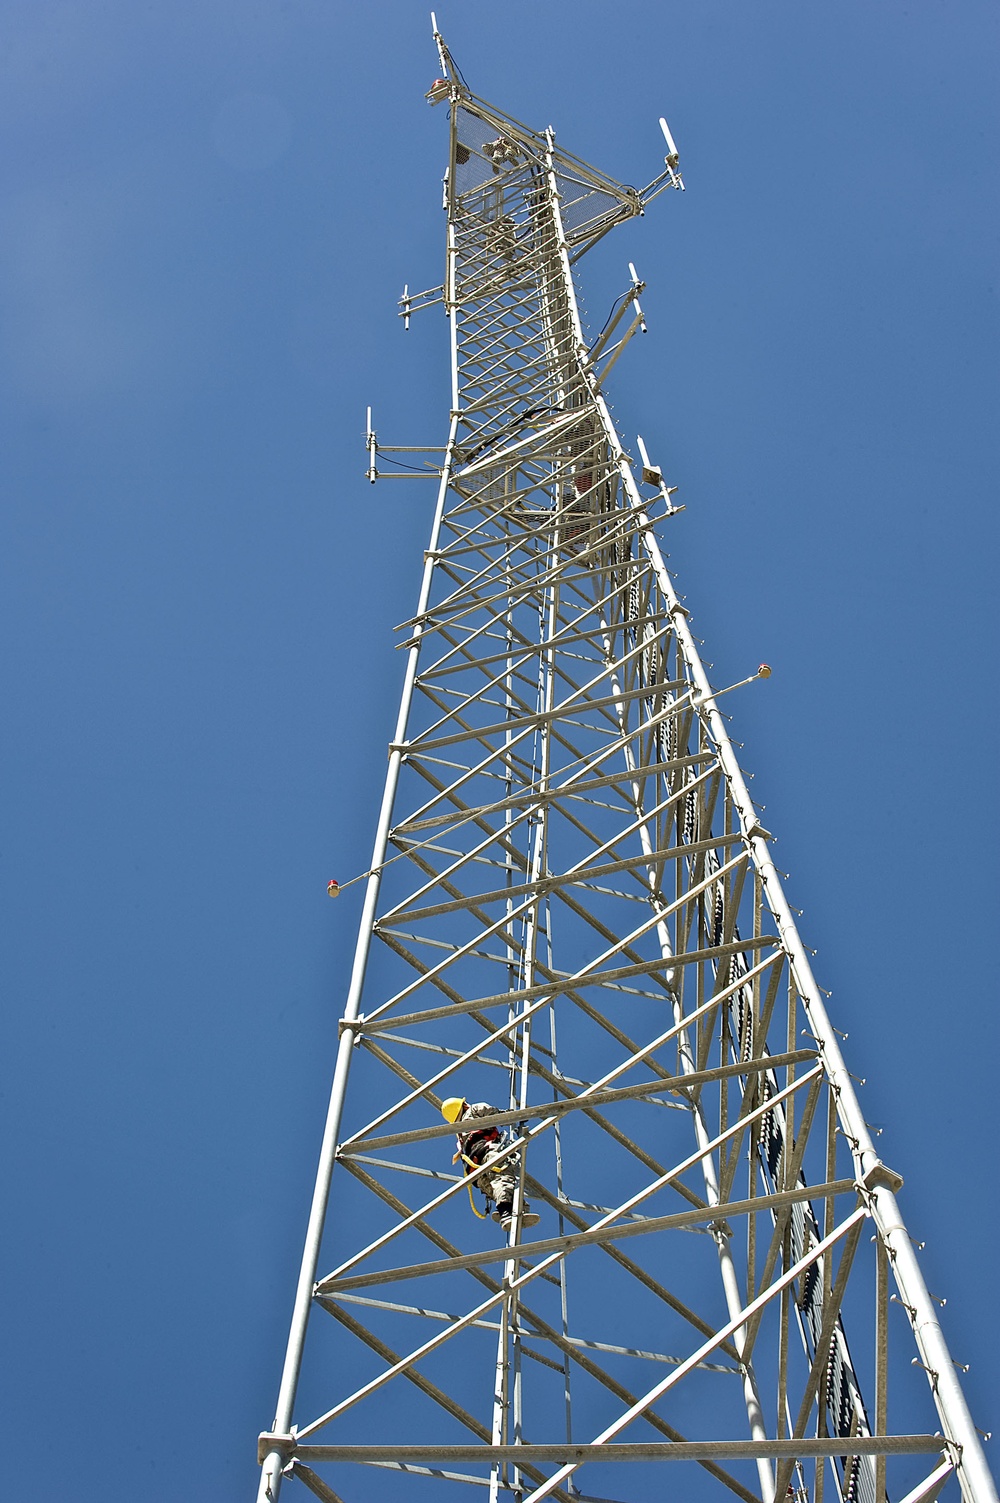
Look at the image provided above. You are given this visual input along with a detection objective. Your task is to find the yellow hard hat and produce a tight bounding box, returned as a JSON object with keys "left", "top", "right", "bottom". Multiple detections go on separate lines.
{"left": 441, "top": 1097, "right": 466, "bottom": 1123}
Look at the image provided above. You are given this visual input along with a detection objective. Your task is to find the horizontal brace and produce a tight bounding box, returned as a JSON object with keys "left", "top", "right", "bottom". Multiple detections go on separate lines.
{"left": 274, "top": 1438, "right": 946, "bottom": 1465}
{"left": 555, "top": 1195, "right": 703, "bottom": 1224}
{"left": 347, "top": 1155, "right": 462, "bottom": 1182}
{"left": 416, "top": 612, "right": 671, "bottom": 681}
{"left": 384, "top": 832, "right": 740, "bottom": 927}
{"left": 333, "top": 1291, "right": 501, "bottom": 1334}
{"left": 390, "top": 680, "right": 687, "bottom": 757}
{"left": 329, "top": 1293, "right": 731, "bottom": 1368}
{"left": 398, "top": 283, "right": 444, "bottom": 300}
{"left": 340, "top": 1050, "right": 817, "bottom": 1155}
{"left": 392, "top": 752, "right": 712, "bottom": 837}
{"left": 363, "top": 1033, "right": 514, "bottom": 1069}
{"left": 364, "top": 935, "right": 781, "bottom": 1034}
{"left": 398, "top": 295, "right": 445, "bottom": 314}
{"left": 347, "top": 1460, "right": 492, "bottom": 1488}
{"left": 317, "top": 1177, "right": 855, "bottom": 1294}
{"left": 369, "top": 472, "right": 442, "bottom": 480}
{"left": 395, "top": 546, "right": 655, "bottom": 640}
{"left": 374, "top": 932, "right": 510, "bottom": 965}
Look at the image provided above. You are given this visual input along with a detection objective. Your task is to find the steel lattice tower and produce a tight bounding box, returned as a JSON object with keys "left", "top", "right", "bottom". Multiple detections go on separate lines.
{"left": 255, "top": 27, "right": 995, "bottom": 1503}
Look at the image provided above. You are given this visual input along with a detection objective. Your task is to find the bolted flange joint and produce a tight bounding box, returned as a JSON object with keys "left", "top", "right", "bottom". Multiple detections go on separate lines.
{"left": 258, "top": 1432, "right": 295, "bottom": 1465}
{"left": 863, "top": 1161, "right": 905, "bottom": 1194}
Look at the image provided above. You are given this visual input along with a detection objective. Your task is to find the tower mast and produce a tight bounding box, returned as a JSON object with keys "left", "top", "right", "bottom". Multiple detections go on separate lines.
{"left": 255, "top": 30, "right": 995, "bottom": 1503}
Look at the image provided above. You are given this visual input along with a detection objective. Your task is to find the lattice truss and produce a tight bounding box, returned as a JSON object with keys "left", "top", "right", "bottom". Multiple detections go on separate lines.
{"left": 255, "top": 36, "right": 994, "bottom": 1503}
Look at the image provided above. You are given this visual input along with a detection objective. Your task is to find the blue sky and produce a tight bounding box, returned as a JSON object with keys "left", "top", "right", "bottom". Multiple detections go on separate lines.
{"left": 1, "top": 3, "right": 997, "bottom": 1499}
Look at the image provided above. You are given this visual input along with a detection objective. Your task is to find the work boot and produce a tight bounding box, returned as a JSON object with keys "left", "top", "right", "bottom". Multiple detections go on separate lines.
{"left": 497, "top": 1202, "right": 540, "bottom": 1233}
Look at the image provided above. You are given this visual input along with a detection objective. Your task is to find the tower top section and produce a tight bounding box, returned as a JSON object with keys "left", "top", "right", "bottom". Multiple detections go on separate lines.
{"left": 426, "top": 15, "right": 683, "bottom": 259}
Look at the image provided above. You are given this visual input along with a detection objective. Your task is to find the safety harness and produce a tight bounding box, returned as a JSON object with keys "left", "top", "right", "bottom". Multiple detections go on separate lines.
{"left": 455, "top": 1123, "right": 505, "bottom": 1219}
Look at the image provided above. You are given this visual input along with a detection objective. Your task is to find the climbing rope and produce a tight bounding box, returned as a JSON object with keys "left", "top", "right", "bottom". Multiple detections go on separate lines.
{"left": 460, "top": 1150, "right": 491, "bottom": 1219}
{"left": 466, "top": 1180, "right": 489, "bottom": 1219}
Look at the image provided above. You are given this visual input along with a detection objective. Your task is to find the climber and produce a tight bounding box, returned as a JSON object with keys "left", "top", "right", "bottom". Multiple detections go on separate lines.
{"left": 482, "top": 135, "right": 520, "bottom": 173}
{"left": 441, "top": 1097, "right": 540, "bottom": 1233}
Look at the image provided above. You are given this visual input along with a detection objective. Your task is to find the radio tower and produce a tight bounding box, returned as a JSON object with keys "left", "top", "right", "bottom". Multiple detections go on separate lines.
{"left": 255, "top": 25, "right": 995, "bottom": 1503}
